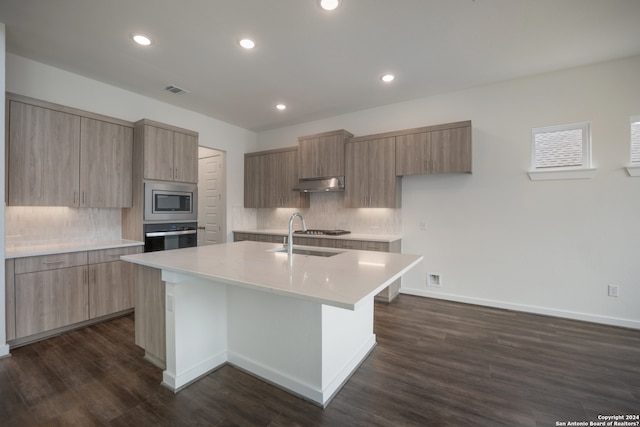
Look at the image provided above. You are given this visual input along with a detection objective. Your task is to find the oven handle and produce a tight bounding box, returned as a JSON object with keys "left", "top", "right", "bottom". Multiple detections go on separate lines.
{"left": 145, "top": 230, "right": 197, "bottom": 237}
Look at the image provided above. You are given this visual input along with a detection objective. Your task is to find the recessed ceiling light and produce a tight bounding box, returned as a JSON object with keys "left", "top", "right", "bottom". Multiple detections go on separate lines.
{"left": 319, "top": 0, "right": 340, "bottom": 11}
{"left": 239, "top": 38, "right": 256, "bottom": 49}
{"left": 381, "top": 74, "right": 395, "bottom": 83}
{"left": 276, "top": 104, "right": 287, "bottom": 111}
{"left": 132, "top": 33, "right": 152, "bottom": 46}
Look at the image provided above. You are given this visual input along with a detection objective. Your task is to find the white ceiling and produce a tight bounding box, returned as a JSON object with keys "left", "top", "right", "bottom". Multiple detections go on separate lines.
{"left": 2, "top": 0, "right": 640, "bottom": 132}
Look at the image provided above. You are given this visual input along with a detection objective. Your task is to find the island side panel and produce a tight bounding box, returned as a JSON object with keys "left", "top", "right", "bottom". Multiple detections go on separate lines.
{"left": 226, "top": 285, "right": 376, "bottom": 406}
{"left": 321, "top": 298, "right": 375, "bottom": 398}
{"left": 162, "top": 271, "right": 228, "bottom": 391}
{"left": 226, "top": 285, "right": 324, "bottom": 403}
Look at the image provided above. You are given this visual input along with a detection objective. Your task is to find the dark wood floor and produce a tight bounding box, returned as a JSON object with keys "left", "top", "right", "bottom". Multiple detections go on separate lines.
{"left": 1, "top": 295, "right": 639, "bottom": 426}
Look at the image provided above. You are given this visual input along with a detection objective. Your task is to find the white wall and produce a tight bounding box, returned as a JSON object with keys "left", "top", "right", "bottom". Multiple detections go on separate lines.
{"left": 0, "top": 23, "right": 9, "bottom": 357}
{"left": 5, "top": 54, "right": 259, "bottom": 241}
{"left": 258, "top": 55, "right": 640, "bottom": 329}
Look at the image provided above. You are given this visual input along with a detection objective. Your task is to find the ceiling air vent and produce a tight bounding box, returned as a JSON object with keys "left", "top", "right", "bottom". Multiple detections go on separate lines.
{"left": 164, "top": 85, "right": 190, "bottom": 95}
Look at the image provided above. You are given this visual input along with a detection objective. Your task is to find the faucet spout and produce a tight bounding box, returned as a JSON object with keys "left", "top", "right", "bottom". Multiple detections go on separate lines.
{"left": 287, "top": 212, "right": 307, "bottom": 256}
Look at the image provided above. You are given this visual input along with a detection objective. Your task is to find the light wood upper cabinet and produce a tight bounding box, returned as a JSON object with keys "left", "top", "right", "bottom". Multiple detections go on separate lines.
{"left": 80, "top": 118, "right": 133, "bottom": 207}
{"left": 395, "top": 121, "right": 472, "bottom": 175}
{"left": 6, "top": 94, "right": 134, "bottom": 207}
{"left": 8, "top": 100, "right": 81, "bottom": 206}
{"left": 345, "top": 136, "right": 401, "bottom": 208}
{"left": 173, "top": 132, "right": 199, "bottom": 183}
{"left": 244, "top": 152, "right": 265, "bottom": 208}
{"left": 139, "top": 119, "right": 199, "bottom": 183}
{"left": 143, "top": 125, "right": 174, "bottom": 181}
{"left": 298, "top": 129, "right": 353, "bottom": 179}
{"left": 244, "top": 147, "right": 310, "bottom": 208}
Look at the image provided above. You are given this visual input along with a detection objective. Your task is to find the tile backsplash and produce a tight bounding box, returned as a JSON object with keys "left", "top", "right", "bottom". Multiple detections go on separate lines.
{"left": 256, "top": 193, "right": 401, "bottom": 234}
{"left": 6, "top": 206, "right": 121, "bottom": 246}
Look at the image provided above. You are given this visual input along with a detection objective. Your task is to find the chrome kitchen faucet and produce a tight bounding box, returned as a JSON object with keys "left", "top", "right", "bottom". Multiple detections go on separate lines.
{"left": 286, "top": 212, "right": 307, "bottom": 256}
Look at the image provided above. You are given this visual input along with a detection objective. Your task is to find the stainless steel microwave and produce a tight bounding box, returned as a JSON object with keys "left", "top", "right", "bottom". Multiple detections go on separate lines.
{"left": 144, "top": 181, "right": 197, "bottom": 221}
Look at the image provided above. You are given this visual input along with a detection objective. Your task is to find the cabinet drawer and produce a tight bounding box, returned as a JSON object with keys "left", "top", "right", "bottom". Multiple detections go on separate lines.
{"left": 234, "top": 232, "right": 251, "bottom": 242}
{"left": 361, "top": 241, "right": 389, "bottom": 252}
{"left": 88, "top": 246, "right": 142, "bottom": 264}
{"left": 15, "top": 251, "right": 88, "bottom": 274}
{"left": 332, "top": 240, "right": 363, "bottom": 250}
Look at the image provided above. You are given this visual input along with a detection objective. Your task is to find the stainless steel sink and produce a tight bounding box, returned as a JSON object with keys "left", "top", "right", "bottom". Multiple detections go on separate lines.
{"left": 268, "top": 247, "right": 344, "bottom": 257}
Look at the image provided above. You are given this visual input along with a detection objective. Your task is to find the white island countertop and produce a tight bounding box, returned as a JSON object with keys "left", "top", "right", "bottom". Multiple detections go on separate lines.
{"left": 122, "top": 241, "right": 422, "bottom": 310}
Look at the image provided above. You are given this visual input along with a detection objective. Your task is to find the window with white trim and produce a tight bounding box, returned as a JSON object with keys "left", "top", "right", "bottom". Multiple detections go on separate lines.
{"left": 631, "top": 115, "right": 640, "bottom": 163}
{"left": 528, "top": 122, "right": 595, "bottom": 181}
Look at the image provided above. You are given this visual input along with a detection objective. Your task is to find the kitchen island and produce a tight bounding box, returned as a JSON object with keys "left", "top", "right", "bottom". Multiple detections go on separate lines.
{"left": 121, "top": 240, "right": 422, "bottom": 406}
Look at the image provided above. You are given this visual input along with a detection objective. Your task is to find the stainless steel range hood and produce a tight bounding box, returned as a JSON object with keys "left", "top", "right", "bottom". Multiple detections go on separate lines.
{"left": 292, "top": 176, "right": 344, "bottom": 192}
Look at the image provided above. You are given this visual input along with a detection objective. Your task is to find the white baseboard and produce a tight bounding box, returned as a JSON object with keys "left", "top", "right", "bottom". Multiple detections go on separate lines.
{"left": 0, "top": 343, "right": 10, "bottom": 358}
{"left": 400, "top": 288, "right": 640, "bottom": 330}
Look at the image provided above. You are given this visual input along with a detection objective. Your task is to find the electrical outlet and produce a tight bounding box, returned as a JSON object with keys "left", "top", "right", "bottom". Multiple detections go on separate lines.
{"left": 427, "top": 273, "right": 442, "bottom": 287}
{"left": 608, "top": 284, "right": 619, "bottom": 297}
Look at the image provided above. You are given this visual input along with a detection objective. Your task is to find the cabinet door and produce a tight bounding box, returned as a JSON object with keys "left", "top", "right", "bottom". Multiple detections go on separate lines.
{"left": 89, "top": 261, "right": 135, "bottom": 318}
{"left": 15, "top": 266, "right": 89, "bottom": 338}
{"left": 8, "top": 101, "right": 81, "bottom": 206}
{"left": 298, "top": 133, "right": 348, "bottom": 179}
{"left": 367, "top": 137, "right": 399, "bottom": 208}
{"left": 244, "top": 154, "right": 265, "bottom": 208}
{"left": 395, "top": 126, "right": 472, "bottom": 175}
{"left": 173, "top": 132, "right": 198, "bottom": 183}
{"left": 277, "top": 149, "right": 309, "bottom": 208}
{"left": 143, "top": 125, "right": 174, "bottom": 181}
{"left": 6, "top": 260, "right": 16, "bottom": 341}
{"left": 346, "top": 137, "right": 399, "bottom": 208}
{"left": 345, "top": 140, "right": 369, "bottom": 208}
{"left": 80, "top": 118, "right": 133, "bottom": 207}
{"left": 244, "top": 150, "right": 309, "bottom": 208}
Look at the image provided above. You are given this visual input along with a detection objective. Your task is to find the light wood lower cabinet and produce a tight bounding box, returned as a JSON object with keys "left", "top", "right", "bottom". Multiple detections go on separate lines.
{"left": 6, "top": 245, "right": 142, "bottom": 343}
{"left": 233, "top": 232, "right": 402, "bottom": 302}
{"left": 134, "top": 265, "right": 166, "bottom": 368}
{"left": 16, "top": 266, "right": 89, "bottom": 338}
{"left": 5, "top": 260, "right": 16, "bottom": 341}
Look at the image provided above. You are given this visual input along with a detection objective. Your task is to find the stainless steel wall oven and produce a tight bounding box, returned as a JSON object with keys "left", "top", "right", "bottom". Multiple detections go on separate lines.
{"left": 144, "top": 222, "right": 197, "bottom": 252}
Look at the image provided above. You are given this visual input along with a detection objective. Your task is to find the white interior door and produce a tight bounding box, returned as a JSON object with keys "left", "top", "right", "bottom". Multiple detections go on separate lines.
{"left": 198, "top": 148, "right": 226, "bottom": 246}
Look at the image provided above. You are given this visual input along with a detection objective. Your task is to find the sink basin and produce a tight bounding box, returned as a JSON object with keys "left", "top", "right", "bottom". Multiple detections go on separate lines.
{"left": 268, "top": 247, "right": 344, "bottom": 257}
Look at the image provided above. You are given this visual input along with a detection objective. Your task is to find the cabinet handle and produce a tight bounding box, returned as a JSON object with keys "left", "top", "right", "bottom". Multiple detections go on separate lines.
{"left": 43, "top": 260, "right": 64, "bottom": 265}
{"left": 174, "top": 168, "right": 178, "bottom": 180}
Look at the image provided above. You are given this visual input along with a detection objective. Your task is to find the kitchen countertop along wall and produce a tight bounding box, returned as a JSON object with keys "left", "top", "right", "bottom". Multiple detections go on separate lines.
{"left": 6, "top": 239, "right": 144, "bottom": 259}
{"left": 233, "top": 229, "right": 401, "bottom": 243}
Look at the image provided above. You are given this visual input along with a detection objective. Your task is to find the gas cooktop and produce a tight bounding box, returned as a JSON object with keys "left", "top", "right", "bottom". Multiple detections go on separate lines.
{"left": 294, "top": 229, "right": 351, "bottom": 236}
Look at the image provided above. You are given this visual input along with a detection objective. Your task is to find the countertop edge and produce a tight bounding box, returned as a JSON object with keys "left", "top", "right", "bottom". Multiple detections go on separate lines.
{"left": 5, "top": 240, "right": 145, "bottom": 259}
{"left": 121, "top": 254, "right": 358, "bottom": 310}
